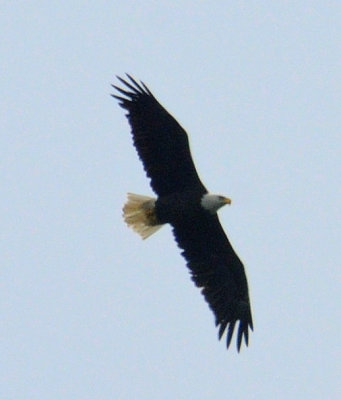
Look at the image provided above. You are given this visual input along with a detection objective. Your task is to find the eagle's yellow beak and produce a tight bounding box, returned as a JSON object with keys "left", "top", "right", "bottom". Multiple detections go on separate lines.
{"left": 223, "top": 197, "right": 232, "bottom": 205}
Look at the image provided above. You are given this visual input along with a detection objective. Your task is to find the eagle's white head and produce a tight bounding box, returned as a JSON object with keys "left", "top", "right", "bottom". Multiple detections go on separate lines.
{"left": 201, "top": 194, "right": 232, "bottom": 214}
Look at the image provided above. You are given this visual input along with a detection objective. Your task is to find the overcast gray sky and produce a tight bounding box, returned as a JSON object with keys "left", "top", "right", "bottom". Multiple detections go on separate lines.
{"left": 2, "top": 1, "right": 341, "bottom": 399}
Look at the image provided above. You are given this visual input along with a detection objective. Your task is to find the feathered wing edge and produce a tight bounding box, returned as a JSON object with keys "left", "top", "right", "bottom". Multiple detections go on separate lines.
{"left": 189, "top": 256, "right": 253, "bottom": 351}
{"left": 111, "top": 74, "right": 153, "bottom": 105}
{"left": 111, "top": 74, "right": 207, "bottom": 197}
{"left": 172, "top": 215, "right": 253, "bottom": 351}
{"left": 216, "top": 297, "right": 253, "bottom": 351}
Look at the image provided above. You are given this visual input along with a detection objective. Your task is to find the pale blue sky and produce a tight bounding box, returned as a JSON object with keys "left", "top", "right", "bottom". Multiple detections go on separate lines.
{"left": 1, "top": 2, "right": 341, "bottom": 399}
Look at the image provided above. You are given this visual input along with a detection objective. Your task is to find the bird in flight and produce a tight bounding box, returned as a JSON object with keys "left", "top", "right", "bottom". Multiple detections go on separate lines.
{"left": 112, "top": 75, "right": 253, "bottom": 351}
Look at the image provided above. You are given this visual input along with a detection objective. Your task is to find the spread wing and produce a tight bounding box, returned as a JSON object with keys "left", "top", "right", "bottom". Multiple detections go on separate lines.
{"left": 112, "top": 75, "right": 206, "bottom": 196}
{"left": 172, "top": 213, "right": 253, "bottom": 351}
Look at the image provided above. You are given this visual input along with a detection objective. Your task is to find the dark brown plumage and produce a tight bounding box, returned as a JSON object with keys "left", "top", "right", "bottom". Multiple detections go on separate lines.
{"left": 112, "top": 74, "right": 253, "bottom": 351}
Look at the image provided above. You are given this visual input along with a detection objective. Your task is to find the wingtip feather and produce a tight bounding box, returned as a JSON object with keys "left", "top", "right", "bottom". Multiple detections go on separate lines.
{"left": 226, "top": 321, "right": 236, "bottom": 349}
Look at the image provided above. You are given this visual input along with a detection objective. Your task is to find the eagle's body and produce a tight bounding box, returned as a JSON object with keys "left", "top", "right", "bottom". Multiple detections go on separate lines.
{"left": 112, "top": 75, "right": 253, "bottom": 351}
{"left": 156, "top": 190, "right": 206, "bottom": 223}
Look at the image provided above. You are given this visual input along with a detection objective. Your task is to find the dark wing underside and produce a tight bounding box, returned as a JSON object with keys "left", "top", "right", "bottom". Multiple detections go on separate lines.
{"left": 112, "top": 75, "right": 206, "bottom": 196}
{"left": 172, "top": 213, "right": 253, "bottom": 351}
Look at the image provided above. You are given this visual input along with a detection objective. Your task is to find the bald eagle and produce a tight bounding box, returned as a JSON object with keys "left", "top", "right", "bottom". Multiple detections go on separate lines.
{"left": 112, "top": 75, "right": 253, "bottom": 351}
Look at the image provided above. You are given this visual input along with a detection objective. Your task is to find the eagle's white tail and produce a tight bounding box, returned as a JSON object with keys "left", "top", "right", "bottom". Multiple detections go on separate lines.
{"left": 123, "top": 193, "right": 163, "bottom": 239}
